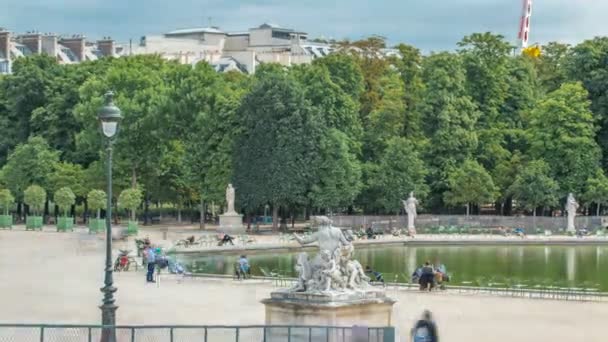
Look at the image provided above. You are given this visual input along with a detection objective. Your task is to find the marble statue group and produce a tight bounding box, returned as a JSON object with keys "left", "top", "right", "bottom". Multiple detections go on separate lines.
{"left": 292, "top": 216, "right": 370, "bottom": 293}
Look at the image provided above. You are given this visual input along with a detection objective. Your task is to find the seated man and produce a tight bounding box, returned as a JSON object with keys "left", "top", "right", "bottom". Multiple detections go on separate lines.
{"left": 419, "top": 261, "right": 435, "bottom": 291}
{"left": 237, "top": 255, "right": 251, "bottom": 279}
{"left": 365, "top": 266, "right": 385, "bottom": 284}
{"left": 366, "top": 226, "right": 375, "bottom": 239}
{"left": 218, "top": 233, "right": 235, "bottom": 246}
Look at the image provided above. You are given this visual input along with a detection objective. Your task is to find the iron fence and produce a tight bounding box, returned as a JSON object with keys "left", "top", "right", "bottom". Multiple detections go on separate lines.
{"left": 0, "top": 324, "right": 395, "bottom": 342}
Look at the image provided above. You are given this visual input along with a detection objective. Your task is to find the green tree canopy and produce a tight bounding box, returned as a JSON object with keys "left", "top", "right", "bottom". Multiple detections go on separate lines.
{"left": 583, "top": 169, "right": 608, "bottom": 216}
{"left": 118, "top": 188, "right": 142, "bottom": 221}
{"left": 87, "top": 189, "right": 107, "bottom": 219}
{"left": 0, "top": 136, "right": 59, "bottom": 201}
{"left": 48, "top": 162, "right": 86, "bottom": 197}
{"left": 0, "top": 189, "right": 14, "bottom": 215}
{"left": 24, "top": 185, "right": 46, "bottom": 215}
{"left": 509, "top": 160, "right": 559, "bottom": 216}
{"left": 54, "top": 187, "right": 76, "bottom": 217}
{"left": 444, "top": 160, "right": 497, "bottom": 216}
{"left": 363, "top": 137, "right": 429, "bottom": 213}
{"left": 527, "top": 82, "right": 601, "bottom": 195}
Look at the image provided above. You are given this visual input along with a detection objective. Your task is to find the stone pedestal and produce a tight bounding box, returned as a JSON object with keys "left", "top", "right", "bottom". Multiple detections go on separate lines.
{"left": 219, "top": 213, "right": 245, "bottom": 234}
{"left": 262, "top": 289, "right": 395, "bottom": 342}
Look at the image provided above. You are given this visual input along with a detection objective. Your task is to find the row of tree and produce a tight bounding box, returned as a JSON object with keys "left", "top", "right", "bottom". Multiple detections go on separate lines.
{"left": 2, "top": 33, "right": 608, "bottom": 230}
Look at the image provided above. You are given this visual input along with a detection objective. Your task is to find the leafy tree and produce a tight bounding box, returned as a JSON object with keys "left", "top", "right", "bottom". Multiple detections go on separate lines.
{"left": 0, "top": 189, "right": 14, "bottom": 215}
{"left": 24, "top": 185, "right": 46, "bottom": 216}
{"left": 527, "top": 82, "right": 601, "bottom": 195}
{"left": 583, "top": 169, "right": 608, "bottom": 216}
{"left": 48, "top": 162, "right": 86, "bottom": 197}
{"left": 509, "top": 160, "right": 559, "bottom": 217}
{"left": 566, "top": 37, "right": 608, "bottom": 167}
{"left": 363, "top": 137, "right": 429, "bottom": 213}
{"left": 444, "top": 160, "right": 497, "bottom": 216}
{"left": 491, "top": 152, "right": 523, "bottom": 215}
{"left": 0, "top": 136, "right": 59, "bottom": 201}
{"left": 536, "top": 42, "right": 571, "bottom": 93}
{"left": 458, "top": 32, "right": 512, "bottom": 127}
{"left": 87, "top": 189, "right": 107, "bottom": 220}
{"left": 313, "top": 53, "right": 365, "bottom": 100}
{"left": 118, "top": 188, "right": 142, "bottom": 221}
{"left": 233, "top": 69, "right": 322, "bottom": 230}
{"left": 392, "top": 43, "right": 425, "bottom": 137}
{"left": 420, "top": 52, "right": 479, "bottom": 208}
{"left": 309, "top": 129, "right": 362, "bottom": 210}
{"left": 54, "top": 187, "right": 76, "bottom": 217}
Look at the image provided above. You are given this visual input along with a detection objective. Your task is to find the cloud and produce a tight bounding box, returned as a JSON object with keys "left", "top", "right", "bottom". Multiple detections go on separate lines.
{"left": 1, "top": 0, "right": 607, "bottom": 50}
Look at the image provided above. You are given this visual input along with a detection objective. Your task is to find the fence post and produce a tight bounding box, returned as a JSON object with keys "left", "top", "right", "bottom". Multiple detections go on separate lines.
{"left": 235, "top": 327, "right": 239, "bottom": 342}
{"left": 309, "top": 327, "right": 312, "bottom": 342}
{"left": 170, "top": 327, "right": 174, "bottom": 342}
{"left": 204, "top": 327, "right": 208, "bottom": 342}
{"left": 131, "top": 327, "right": 135, "bottom": 342}
{"left": 40, "top": 326, "right": 44, "bottom": 342}
{"left": 287, "top": 326, "right": 291, "bottom": 342}
{"left": 88, "top": 327, "right": 92, "bottom": 342}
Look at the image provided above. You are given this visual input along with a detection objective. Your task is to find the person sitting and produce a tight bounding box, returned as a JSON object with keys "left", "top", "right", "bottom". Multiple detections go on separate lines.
{"left": 366, "top": 226, "right": 375, "bottom": 239}
{"left": 514, "top": 227, "right": 526, "bottom": 238}
{"left": 218, "top": 233, "right": 235, "bottom": 246}
{"left": 186, "top": 235, "right": 195, "bottom": 245}
{"left": 419, "top": 261, "right": 436, "bottom": 291}
{"left": 237, "top": 255, "right": 251, "bottom": 279}
{"left": 365, "top": 266, "right": 385, "bottom": 284}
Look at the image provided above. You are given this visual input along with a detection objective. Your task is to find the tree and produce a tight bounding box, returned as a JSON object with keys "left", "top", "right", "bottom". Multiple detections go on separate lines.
{"left": 54, "top": 187, "right": 76, "bottom": 217}
{"left": 24, "top": 185, "right": 46, "bottom": 216}
{"left": 0, "top": 136, "right": 59, "bottom": 201}
{"left": 308, "top": 129, "right": 362, "bottom": 210}
{"left": 527, "top": 82, "right": 601, "bottom": 195}
{"left": 233, "top": 68, "right": 322, "bottom": 230}
{"left": 509, "top": 160, "right": 559, "bottom": 218}
{"left": 566, "top": 37, "right": 608, "bottom": 167}
{"left": 458, "top": 32, "right": 512, "bottom": 127}
{"left": 313, "top": 53, "right": 364, "bottom": 101}
{"left": 0, "top": 189, "right": 14, "bottom": 215}
{"left": 364, "top": 137, "right": 429, "bottom": 213}
{"left": 444, "top": 160, "right": 497, "bottom": 216}
{"left": 48, "top": 162, "right": 86, "bottom": 197}
{"left": 420, "top": 52, "right": 479, "bottom": 209}
{"left": 87, "top": 189, "right": 107, "bottom": 220}
{"left": 536, "top": 42, "right": 571, "bottom": 93}
{"left": 583, "top": 169, "right": 608, "bottom": 216}
{"left": 118, "top": 188, "right": 142, "bottom": 221}
{"left": 392, "top": 43, "right": 425, "bottom": 137}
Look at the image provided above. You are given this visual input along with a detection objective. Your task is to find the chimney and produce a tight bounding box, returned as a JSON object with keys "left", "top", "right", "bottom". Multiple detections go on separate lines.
{"left": 96, "top": 37, "right": 115, "bottom": 57}
{"left": 19, "top": 32, "right": 42, "bottom": 54}
{"left": 41, "top": 33, "right": 58, "bottom": 58}
{"left": 59, "top": 35, "right": 85, "bottom": 61}
{"left": 0, "top": 29, "right": 10, "bottom": 60}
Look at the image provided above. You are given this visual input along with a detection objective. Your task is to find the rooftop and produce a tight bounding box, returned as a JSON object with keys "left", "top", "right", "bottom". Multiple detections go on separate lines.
{"left": 165, "top": 27, "right": 225, "bottom": 36}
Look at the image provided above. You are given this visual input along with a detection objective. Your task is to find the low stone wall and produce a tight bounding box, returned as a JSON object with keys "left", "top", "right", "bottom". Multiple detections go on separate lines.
{"left": 331, "top": 215, "right": 608, "bottom": 233}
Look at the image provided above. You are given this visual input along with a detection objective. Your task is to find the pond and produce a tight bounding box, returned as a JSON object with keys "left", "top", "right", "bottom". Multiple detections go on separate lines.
{"left": 174, "top": 244, "right": 608, "bottom": 291}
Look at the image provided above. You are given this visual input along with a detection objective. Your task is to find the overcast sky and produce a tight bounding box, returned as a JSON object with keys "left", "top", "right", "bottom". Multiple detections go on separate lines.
{"left": 1, "top": 0, "right": 608, "bottom": 51}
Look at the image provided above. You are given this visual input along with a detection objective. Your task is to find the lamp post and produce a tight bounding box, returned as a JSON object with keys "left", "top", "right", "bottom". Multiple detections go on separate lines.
{"left": 98, "top": 91, "right": 122, "bottom": 342}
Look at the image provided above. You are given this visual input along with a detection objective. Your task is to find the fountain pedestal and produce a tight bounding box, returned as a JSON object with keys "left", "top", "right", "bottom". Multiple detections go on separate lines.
{"left": 262, "top": 288, "right": 395, "bottom": 341}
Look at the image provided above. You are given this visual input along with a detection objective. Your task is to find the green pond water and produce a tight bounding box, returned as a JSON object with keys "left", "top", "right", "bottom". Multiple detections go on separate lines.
{"left": 174, "top": 244, "right": 608, "bottom": 291}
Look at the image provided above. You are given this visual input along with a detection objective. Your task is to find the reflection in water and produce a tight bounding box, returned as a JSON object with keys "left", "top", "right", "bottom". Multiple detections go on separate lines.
{"left": 566, "top": 248, "right": 576, "bottom": 282}
{"left": 176, "top": 244, "right": 608, "bottom": 291}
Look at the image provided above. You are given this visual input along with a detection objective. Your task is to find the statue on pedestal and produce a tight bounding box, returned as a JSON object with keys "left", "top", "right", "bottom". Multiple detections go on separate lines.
{"left": 566, "top": 193, "right": 579, "bottom": 232}
{"left": 225, "top": 184, "right": 236, "bottom": 215}
{"left": 291, "top": 216, "right": 369, "bottom": 293}
{"left": 402, "top": 192, "right": 418, "bottom": 233}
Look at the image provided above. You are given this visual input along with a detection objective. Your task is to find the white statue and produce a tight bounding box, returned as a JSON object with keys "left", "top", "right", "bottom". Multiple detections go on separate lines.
{"left": 225, "top": 184, "right": 236, "bottom": 214}
{"left": 291, "top": 216, "right": 370, "bottom": 293}
{"left": 566, "top": 193, "right": 579, "bottom": 232}
{"left": 402, "top": 192, "right": 418, "bottom": 232}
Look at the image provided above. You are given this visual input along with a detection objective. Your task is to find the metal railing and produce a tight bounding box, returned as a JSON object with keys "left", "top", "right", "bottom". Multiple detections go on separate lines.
{"left": 0, "top": 324, "right": 395, "bottom": 342}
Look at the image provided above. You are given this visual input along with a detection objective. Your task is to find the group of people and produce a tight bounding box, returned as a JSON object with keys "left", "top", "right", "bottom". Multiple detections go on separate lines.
{"left": 412, "top": 260, "right": 449, "bottom": 291}
{"left": 143, "top": 242, "right": 169, "bottom": 283}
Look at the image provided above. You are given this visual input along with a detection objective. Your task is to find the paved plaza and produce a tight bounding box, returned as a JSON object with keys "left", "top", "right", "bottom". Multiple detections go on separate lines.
{"left": 0, "top": 229, "right": 607, "bottom": 341}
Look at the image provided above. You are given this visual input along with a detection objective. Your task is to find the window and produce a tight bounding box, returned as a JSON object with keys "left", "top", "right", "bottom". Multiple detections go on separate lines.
{"left": 271, "top": 30, "right": 291, "bottom": 40}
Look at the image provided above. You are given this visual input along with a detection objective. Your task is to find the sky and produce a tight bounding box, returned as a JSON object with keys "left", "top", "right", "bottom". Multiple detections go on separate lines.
{"left": 1, "top": 0, "right": 608, "bottom": 51}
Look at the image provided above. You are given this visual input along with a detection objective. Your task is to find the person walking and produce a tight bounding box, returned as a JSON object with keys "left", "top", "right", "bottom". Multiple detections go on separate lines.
{"left": 145, "top": 246, "right": 156, "bottom": 283}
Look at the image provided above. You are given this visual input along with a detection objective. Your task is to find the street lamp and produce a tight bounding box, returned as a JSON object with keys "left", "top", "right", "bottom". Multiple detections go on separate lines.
{"left": 98, "top": 91, "right": 122, "bottom": 342}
